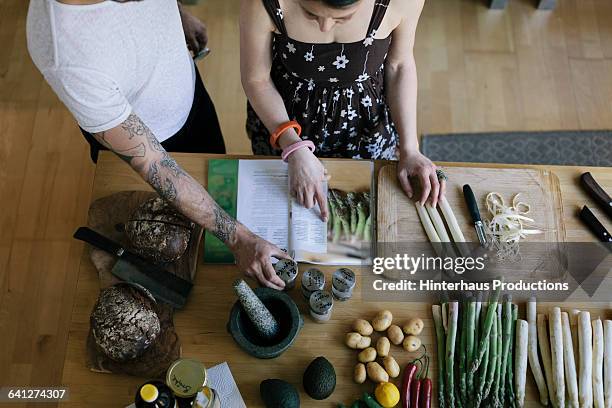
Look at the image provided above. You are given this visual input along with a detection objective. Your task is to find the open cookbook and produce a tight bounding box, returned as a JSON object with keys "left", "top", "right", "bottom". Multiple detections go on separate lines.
{"left": 203, "top": 159, "right": 373, "bottom": 265}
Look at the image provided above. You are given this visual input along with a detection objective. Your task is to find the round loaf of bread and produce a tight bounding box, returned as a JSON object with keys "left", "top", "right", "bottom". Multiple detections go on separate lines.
{"left": 125, "top": 197, "right": 193, "bottom": 263}
{"left": 91, "top": 284, "right": 161, "bottom": 362}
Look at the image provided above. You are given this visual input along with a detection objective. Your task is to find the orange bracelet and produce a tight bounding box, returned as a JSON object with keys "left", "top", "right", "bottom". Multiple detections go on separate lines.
{"left": 269, "top": 120, "right": 301, "bottom": 150}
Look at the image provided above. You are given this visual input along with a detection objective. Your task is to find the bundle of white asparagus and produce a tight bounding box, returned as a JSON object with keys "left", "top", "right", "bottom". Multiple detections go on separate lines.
{"left": 520, "top": 298, "right": 612, "bottom": 408}
{"left": 414, "top": 196, "right": 466, "bottom": 256}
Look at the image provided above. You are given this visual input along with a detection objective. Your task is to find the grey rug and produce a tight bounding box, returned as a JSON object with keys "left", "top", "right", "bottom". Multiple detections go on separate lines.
{"left": 421, "top": 130, "right": 612, "bottom": 167}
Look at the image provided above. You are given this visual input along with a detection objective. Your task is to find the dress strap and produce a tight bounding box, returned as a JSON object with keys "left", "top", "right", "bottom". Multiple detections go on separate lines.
{"left": 367, "top": 0, "right": 391, "bottom": 36}
{"left": 262, "top": 0, "right": 288, "bottom": 35}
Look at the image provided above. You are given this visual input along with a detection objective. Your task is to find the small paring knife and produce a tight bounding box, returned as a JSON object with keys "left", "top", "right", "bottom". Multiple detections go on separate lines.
{"left": 463, "top": 184, "right": 488, "bottom": 247}
{"left": 580, "top": 172, "right": 612, "bottom": 220}
{"left": 579, "top": 206, "right": 612, "bottom": 243}
{"left": 73, "top": 227, "right": 192, "bottom": 308}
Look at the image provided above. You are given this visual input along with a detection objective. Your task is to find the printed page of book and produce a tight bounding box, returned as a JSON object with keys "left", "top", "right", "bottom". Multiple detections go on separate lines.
{"left": 236, "top": 160, "right": 290, "bottom": 250}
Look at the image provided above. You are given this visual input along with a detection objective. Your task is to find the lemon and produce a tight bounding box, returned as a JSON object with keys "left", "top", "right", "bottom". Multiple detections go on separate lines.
{"left": 374, "top": 382, "right": 400, "bottom": 407}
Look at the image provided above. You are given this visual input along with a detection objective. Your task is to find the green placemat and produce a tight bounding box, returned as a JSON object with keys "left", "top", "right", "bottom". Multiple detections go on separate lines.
{"left": 203, "top": 159, "right": 238, "bottom": 263}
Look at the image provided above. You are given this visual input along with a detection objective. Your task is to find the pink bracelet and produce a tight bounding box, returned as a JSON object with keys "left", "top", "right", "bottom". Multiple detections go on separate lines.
{"left": 281, "top": 140, "right": 316, "bottom": 162}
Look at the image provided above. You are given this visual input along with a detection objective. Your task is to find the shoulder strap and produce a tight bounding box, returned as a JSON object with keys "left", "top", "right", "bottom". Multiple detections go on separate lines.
{"left": 262, "top": 0, "right": 288, "bottom": 35}
{"left": 367, "top": 0, "right": 391, "bottom": 35}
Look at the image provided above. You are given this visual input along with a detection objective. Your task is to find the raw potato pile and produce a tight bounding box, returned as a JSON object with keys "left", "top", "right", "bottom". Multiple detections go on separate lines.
{"left": 344, "top": 311, "right": 424, "bottom": 384}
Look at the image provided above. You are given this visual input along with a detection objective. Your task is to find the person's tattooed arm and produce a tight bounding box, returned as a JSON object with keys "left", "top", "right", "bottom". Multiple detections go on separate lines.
{"left": 91, "top": 113, "right": 236, "bottom": 246}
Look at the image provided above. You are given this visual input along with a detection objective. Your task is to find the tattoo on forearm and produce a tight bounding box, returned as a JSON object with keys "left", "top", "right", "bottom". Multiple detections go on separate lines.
{"left": 147, "top": 161, "right": 178, "bottom": 201}
{"left": 212, "top": 206, "right": 236, "bottom": 244}
{"left": 160, "top": 152, "right": 187, "bottom": 177}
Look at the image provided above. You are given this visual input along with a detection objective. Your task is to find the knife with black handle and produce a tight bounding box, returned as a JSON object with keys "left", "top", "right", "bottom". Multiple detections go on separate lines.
{"left": 463, "top": 184, "right": 488, "bottom": 247}
{"left": 579, "top": 206, "right": 612, "bottom": 243}
{"left": 73, "top": 227, "right": 193, "bottom": 296}
{"left": 580, "top": 172, "right": 612, "bottom": 220}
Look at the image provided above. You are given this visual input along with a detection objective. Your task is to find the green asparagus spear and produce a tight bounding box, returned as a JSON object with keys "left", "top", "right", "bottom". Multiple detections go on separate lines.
{"left": 446, "top": 301, "right": 459, "bottom": 408}
{"left": 466, "top": 298, "right": 477, "bottom": 402}
{"left": 492, "top": 304, "right": 503, "bottom": 407}
{"left": 483, "top": 310, "right": 498, "bottom": 400}
{"left": 506, "top": 303, "right": 518, "bottom": 408}
{"left": 498, "top": 296, "right": 513, "bottom": 407}
{"left": 459, "top": 298, "right": 468, "bottom": 406}
{"left": 475, "top": 306, "right": 491, "bottom": 408}
{"left": 432, "top": 305, "right": 446, "bottom": 408}
{"left": 471, "top": 280, "right": 503, "bottom": 373}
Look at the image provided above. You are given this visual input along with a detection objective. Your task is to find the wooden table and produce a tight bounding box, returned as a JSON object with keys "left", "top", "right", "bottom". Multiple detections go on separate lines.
{"left": 60, "top": 152, "right": 611, "bottom": 407}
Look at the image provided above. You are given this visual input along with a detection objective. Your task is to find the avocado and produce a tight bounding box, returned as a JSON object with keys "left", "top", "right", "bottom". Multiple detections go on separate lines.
{"left": 260, "top": 379, "right": 300, "bottom": 408}
{"left": 303, "top": 356, "right": 336, "bottom": 400}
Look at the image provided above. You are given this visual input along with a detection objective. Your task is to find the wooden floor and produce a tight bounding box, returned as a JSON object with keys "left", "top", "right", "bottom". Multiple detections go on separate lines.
{"left": 1, "top": 0, "right": 611, "bottom": 401}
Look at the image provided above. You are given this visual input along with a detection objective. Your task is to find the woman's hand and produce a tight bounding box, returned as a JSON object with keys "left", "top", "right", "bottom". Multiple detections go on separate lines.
{"left": 229, "top": 224, "right": 290, "bottom": 290}
{"left": 178, "top": 4, "right": 208, "bottom": 55}
{"left": 397, "top": 151, "right": 446, "bottom": 207}
{"left": 287, "top": 148, "right": 329, "bottom": 221}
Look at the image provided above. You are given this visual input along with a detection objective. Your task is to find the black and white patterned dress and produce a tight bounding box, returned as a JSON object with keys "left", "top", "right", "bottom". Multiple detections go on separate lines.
{"left": 247, "top": 0, "right": 399, "bottom": 159}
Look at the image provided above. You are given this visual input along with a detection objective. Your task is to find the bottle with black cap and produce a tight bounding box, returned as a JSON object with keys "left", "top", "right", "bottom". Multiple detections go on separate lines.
{"left": 135, "top": 381, "right": 177, "bottom": 408}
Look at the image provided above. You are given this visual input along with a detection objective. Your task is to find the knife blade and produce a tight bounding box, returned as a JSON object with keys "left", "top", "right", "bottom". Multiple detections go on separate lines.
{"left": 580, "top": 172, "right": 612, "bottom": 220}
{"left": 463, "top": 184, "right": 488, "bottom": 247}
{"left": 73, "top": 227, "right": 193, "bottom": 305}
{"left": 579, "top": 206, "right": 612, "bottom": 243}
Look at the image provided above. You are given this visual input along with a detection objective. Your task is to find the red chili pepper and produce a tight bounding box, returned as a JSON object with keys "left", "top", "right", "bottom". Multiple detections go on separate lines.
{"left": 410, "top": 378, "right": 421, "bottom": 408}
{"left": 419, "top": 378, "right": 432, "bottom": 408}
{"left": 401, "top": 363, "right": 418, "bottom": 408}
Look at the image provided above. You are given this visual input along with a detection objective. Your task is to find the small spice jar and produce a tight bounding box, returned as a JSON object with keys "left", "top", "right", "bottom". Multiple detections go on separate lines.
{"left": 331, "top": 268, "right": 356, "bottom": 301}
{"left": 166, "top": 359, "right": 220, "bottom": 408}
{"left": 309, "top": 290, "right": 334, "bottom": 322}
{"left": 301, "top": 268, "right": 325, "bottom": 300}
{"left": 274, "top": 259, "right": 298, "bottom": 290}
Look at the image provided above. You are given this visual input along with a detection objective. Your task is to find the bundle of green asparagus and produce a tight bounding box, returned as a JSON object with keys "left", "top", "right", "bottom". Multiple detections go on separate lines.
{"left": 328, "top": 189, "right": 371, "bottom": 243}
{"left": 431, "top": 285, "right": 522, "bottom": 408}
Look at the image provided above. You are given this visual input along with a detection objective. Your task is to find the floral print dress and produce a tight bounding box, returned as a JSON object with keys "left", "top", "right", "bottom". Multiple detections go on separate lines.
{"left": 247, "top": 0, "right": 399, "bottom": 159}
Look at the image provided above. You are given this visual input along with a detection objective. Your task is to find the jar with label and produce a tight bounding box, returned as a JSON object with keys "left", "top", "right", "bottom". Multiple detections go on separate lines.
{"left": 301, "top": 268, "right": 325, "bottom": 300}
{"left": 331, "top": 268, "right": 356, "bottom": 301}
{"left": 166, "top": 359, "right": 220, "bottom": 408}
{"left": 274, "top": 259, "right": 298, "bottom": 290}
{"left": 309, "top": 290, "right": 334, "bottom": 322}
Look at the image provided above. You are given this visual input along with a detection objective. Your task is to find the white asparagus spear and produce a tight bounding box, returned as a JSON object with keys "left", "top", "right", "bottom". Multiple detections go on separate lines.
{"left": 604, "top": 320, "right": 612, "bottom": 408}
{"left": 439, "top": 196, "right": 466, "bottom": 242}
{"left": 578, "top": 311, "right": 593, "bottom": 408}
{"left": 593, "top": 319, "right": 605, "bottom": 408}
{"left": 571, "top": 309, "right": 581, "bottom": 373}
{"left": 527, "top": 299, "right": 549, "bottom": 406}
{"left": 415, "top": 202, "right": 441, "bottom": 243}
{"left": 515, "top": 319, "right": 529, "bottom": 408}
{"left": 562, "top": 312, "right": 579, "bottom": 408}
{"left": 549, "top": 307, "right": 565, "bottom": 408}
{"left": 538, "top": 314, "right": 556, "bottom": 407}
{"left": 425, "top": 204, "right": 451, "bottom": 242}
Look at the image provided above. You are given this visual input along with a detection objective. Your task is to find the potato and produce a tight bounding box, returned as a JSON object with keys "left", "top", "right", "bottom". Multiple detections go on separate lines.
{"left": 366, "top": 361, "right": 389, "bottom": 383}
{"left": 376, "top": 336, "right": 390, "bottom": 357}
{"left": 358, "top": 347, "right": 377, "bottom": 363}
{"left": 383, "top": 356, "right": 400, "bottom": 378}
{"left": 372, "top": 310, "right": 393, "bottom": 332}
{"left": 354, "top": 363, "right": 366, "bottom": 384}
{"left": 345, "top": 332, "right": 371, "bottom": 349}
{"left": 403, "top": 335, "right": 422, "bottom": 352}
{"left": 387, "top": 324, "right": 404, "bottom": 345}
{"left": 352, "top": 319, "right": 374, "bottom": 336}
{"left": 403, "top": 317, "right": 424, "bottom": 336}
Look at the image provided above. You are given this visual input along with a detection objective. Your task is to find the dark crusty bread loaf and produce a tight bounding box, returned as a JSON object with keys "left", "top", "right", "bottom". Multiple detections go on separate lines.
{"left": 90, "top": 283, "right": 161, "bottom": 362}
{"left": 125, "top": 197, "right": 193, "bottom": 263}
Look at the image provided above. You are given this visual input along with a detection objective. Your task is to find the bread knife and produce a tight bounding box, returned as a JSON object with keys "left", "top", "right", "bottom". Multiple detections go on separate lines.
{"left": 73, "top": 227, "right": 192, "bottom": 308}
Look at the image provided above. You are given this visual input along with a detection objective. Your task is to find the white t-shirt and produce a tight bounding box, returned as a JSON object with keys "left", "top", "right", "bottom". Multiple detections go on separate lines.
{"left": 27, "top": 0, "right": 195, "bottom": 141}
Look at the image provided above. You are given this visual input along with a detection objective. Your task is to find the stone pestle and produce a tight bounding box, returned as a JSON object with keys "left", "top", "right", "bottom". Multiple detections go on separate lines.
{"left": 233, "top": 279, "right": 280, "bottom": 340}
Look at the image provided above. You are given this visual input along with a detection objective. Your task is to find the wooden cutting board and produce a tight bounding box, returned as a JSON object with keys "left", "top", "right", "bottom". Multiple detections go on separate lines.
{"left": 87, "top": 190, "right": 203, "bottom": 289}
{"left": 377, "top": 164, "right": 566, "bottom": 244}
